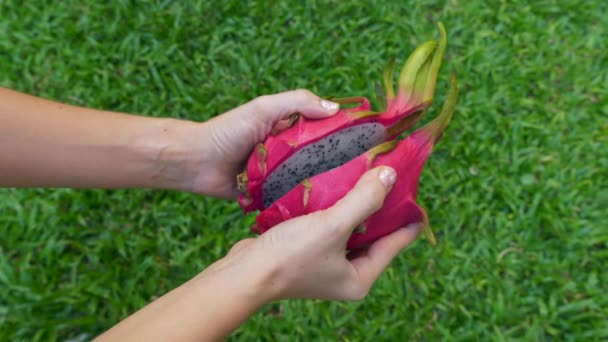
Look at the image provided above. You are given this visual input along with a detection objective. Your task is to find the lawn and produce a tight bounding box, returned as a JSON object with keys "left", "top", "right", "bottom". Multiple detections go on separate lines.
{"left": 1, "top": 0, "right": 606, "bottom": 340}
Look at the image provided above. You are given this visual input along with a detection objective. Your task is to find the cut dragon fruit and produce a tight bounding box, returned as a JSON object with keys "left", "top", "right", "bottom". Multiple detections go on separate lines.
{"left": 238, "top": 23, "right": 448, "bottom": 212}
{"left": 236, "top": 23, "right": 456, "bottom": 248}
{"left": 255, "top": 75, "right": 458, "bottom": 249}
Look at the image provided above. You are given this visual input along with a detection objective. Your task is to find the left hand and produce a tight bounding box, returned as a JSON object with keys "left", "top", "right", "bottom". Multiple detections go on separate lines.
{"left": 97, "top": 167, "right": 420, "bottom": 341}
{"left": 192, "top": 89, "right": 340, "bottom": 198}
{"left": 202, "top": 167, "right": 422, "bottom": 301}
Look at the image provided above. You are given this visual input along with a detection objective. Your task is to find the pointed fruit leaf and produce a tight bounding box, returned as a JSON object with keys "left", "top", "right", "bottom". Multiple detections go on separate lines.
{"left": 256, "top": 144, "right": 268, "bottom": 175}
{"left": 422, "top": 22, "right": 448, "bottom": 102}
{"left": 348, "top": 110, "right": 380, "bottom": 120}
{"left": 386, "top": 110, "right": 425, "bottom": 137}
{"left": 422, "top": 73, "right": 458, "bottom": 143}
{"left": 399, "top": 23, "right": 447, "bottom": 105}
{"left": 367, "top": 140, "right": 399, "bottom": 163}
{"left": 236, "top": 172, "right": 249, "bottom": 193}
{"left": 288, "top": 113, "right": 301, "bottom": 128}
{"left": 412, "top": 54, "right": 433, "bottom": 103}
{"left": 420, "top": 206, "right": 437, "bottom": 245}
{"left": 302, "top": 179, "right": 312, "bottom": 207}
{"left": 398, "top": 41, "right": 437, "bottom": 95}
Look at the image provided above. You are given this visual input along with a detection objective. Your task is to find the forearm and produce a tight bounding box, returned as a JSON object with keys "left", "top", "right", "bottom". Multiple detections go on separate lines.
{"left": 96, "top": 259, "right": 272, "bottom": 341}
{"left": 0, "top": 87, "right": 202, "bottom": 191}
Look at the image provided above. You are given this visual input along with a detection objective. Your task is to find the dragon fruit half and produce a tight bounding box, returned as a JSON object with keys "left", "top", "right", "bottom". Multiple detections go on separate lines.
{"left": 237, "top": 23, "right": 447, "bottom": 212}
{"left": 255, "top": 75, "right": 457, "bottom": 249}
{"left": 237, "top": 23, "right": 455, "bottom": 249}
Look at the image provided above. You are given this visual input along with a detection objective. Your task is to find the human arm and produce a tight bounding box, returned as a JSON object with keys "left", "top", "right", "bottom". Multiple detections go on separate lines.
{"left": 96, "top": 167, "right": 422, "bottom": 341}
{"left": 0, "top": 87, "right": 338, "bottom": 197}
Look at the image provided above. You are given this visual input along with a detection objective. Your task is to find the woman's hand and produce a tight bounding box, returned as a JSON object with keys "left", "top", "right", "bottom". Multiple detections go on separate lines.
{"left": 214, "top": 166, "right": 422, "bottom": 301}
{"left": 0, "top": 87, "right": 337, "bottom": 194}
{"left": 191, "top": 90, "right": 340, "bottom": 198}
{"left": 98, "top": 167, "right": 421, "bottom": 341}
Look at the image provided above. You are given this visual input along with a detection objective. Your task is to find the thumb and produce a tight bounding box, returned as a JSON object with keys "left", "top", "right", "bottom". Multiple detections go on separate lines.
{"left": 251, "top": 89, "right": 340, "bottom": 122}
{"left": 323, "top": 166, "right": 397, "bottom": 236}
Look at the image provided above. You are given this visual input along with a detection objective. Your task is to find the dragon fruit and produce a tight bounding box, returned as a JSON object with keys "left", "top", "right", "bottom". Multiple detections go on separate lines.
{"left": 255, "top": 75, "right": 458, "bottom": 249}
{"left": 237, "top": 23, "right": 448, "bottom": 212}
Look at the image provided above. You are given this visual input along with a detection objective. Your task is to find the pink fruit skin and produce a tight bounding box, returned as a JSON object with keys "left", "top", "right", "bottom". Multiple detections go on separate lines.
{"left": 254, "top": 72, "right": 458, "bottom": 249}
{"left": 255, "top": 128, "right": 434, "bottom": 250}
{"left": 238, "top": 94, "right": 427, "bottom": 213}
{"left": 237, "top": 23, "right": 449, "bottom": 213}
{"left": 347, "top": 132, "right": 431, "bottom": 249}
{"left": 238, "top": 23, "right": 453, "bottom": 248}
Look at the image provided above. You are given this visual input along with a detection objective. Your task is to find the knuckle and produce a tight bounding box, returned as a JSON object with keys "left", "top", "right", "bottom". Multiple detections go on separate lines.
{"left": 317, "top": 210, "right": 342, "bottom": 233}
{"left": 251, "top": 94, "right": 270, "bottom": 111}
{"left": 324, "top": 214, "right": 342, "bottom": 233}
{"left": 292, "top": 88, "right": 316, "bottom": 102}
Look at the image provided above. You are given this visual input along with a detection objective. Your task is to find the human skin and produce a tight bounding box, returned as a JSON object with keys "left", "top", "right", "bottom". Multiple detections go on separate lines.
{"left": 0, "top": 87, "right": 338, "bottom": 197}
{"left": 0, "top": 87, "right": 421, "bottom": 340}
{"left": 96, "top": 169, "right": 421, "bottom": 341}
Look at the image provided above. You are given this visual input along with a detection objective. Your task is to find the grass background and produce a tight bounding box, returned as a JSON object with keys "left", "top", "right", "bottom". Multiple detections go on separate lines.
{"left": 1, "top": 0, "right": 606, "bottom": 340}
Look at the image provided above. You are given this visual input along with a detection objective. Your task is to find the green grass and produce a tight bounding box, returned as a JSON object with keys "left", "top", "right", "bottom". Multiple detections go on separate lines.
{"left": 1, "top": 0, "right": 607, "bottom": 340}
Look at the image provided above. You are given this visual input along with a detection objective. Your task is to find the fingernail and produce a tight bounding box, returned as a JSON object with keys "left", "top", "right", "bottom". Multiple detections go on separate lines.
{"left": 379, "top": 167, "right": 396, "bottom": 188}
{"left": 320, "top": 99, "right": 339, "bottom": 112}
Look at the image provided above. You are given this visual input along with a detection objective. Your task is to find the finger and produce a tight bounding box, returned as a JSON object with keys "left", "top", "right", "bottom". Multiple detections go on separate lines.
{"left": 349, "top": 223, "right": 422, "bottom": 288}
{"left": 251, "top": 89, "right": 339, "bottom": 122}
{"left": 323, "top": 166, "right": 397, "bottom": 234}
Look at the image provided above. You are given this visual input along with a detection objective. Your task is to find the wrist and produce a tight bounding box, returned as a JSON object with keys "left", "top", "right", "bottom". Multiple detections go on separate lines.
{"left": 194, "top": 250, "right": 283, "bottom": 307}
{"left": 138, "top": 117, "right": 205, "bottom": 192}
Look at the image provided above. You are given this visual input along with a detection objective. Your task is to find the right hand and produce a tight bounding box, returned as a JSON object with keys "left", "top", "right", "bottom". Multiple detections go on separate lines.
{"left": 189, "top": 89, "right": 340, "bottom": 198}
{"left": 206, "top": 166, "right": 423, "bottom": 302}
